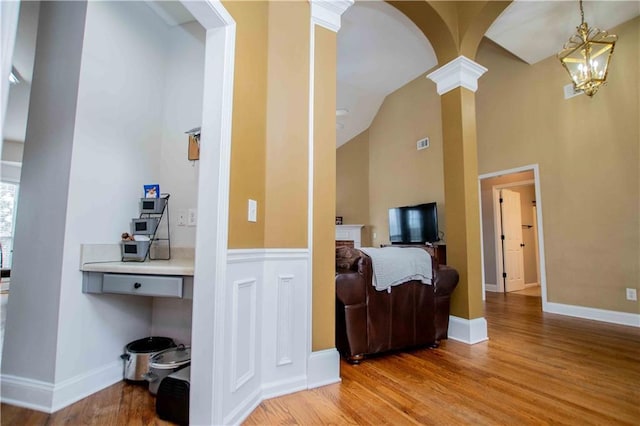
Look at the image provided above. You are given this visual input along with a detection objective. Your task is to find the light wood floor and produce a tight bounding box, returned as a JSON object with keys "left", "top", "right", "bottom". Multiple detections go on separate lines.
{"left": 2, "top": 292, "right": 639, "bottom": 425}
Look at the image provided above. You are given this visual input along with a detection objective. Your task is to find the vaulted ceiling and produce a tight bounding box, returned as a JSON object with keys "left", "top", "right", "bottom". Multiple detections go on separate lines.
{"left": 336, "top": 0, "right": 640, "bottom": 147}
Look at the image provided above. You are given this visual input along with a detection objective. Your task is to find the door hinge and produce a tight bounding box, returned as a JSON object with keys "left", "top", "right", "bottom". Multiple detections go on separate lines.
{"left": 499, "top": 197, "right": 503, "bottom": 203}
{"left": 501, "top": 235, "right": 505, "bottom": 240}
{"left": 502, "top": 272, "right": 507, "bottom": 278}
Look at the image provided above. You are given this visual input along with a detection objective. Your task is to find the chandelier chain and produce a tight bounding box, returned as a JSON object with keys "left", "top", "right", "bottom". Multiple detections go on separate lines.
{"left": 579, "top": 0, "right": 585, "bottom": 25}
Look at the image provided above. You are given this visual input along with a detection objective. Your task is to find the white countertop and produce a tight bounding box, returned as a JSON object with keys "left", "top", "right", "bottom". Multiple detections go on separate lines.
{"left": 80, "top": 244, "right": 194, "bottom": 276}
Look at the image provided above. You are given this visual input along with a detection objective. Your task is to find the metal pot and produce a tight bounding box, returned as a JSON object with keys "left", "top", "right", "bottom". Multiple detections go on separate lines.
{"left": 121, "top": 336, "right": 176, "bottom": 381}
{"left": 144, "top": 344, "right": 191, "bottom": 395}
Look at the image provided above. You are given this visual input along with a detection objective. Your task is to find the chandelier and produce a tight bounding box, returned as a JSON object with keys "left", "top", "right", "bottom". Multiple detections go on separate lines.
{"left": 557, "top": 0, "right": 617, "bottom": 97}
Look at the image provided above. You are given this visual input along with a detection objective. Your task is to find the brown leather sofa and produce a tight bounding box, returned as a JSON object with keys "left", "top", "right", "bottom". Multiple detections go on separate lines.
{"left": 335, "top": 249, "right": 459, "bottom": 363}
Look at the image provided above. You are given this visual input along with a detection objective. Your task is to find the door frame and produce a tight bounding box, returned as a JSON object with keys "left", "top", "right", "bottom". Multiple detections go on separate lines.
{"left": 478, "top": 164, "right": 549, "bottom": 309}
{"left": 179, "top": 1, "right": 235, "bottom": 424}
{"left": 493, "top": 182, "right": 531, "bottom": 293}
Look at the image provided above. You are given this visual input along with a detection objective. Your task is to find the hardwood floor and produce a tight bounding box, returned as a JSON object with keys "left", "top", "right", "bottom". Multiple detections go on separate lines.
{"left": 2, "top": 292, "right": 639, "bottom": 425}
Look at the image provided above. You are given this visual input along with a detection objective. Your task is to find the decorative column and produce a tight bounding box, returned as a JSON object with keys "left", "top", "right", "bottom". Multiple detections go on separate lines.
{"left": 307, "top": 0, "right": 352, "bottom": 387}
{"left": 427, "top": 56, "right": 489, "bottom": 344}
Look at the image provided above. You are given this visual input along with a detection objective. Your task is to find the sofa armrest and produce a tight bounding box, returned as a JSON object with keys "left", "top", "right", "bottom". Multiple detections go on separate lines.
{"left": 434, "top": 265, "right": 459, "bottom": 297}
{"left": 336, "top": 269, "right": 366, "bottom": 305}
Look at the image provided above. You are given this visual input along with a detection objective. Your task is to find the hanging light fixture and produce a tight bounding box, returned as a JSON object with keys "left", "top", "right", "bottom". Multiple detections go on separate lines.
{"left": 557, "top": 0, "right": 617, "bottom": 97}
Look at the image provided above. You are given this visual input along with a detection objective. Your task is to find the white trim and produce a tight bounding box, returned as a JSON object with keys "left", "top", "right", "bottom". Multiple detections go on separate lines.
{"left": 0, "top": 361, "right": 122, "bottom": 414}
{"left": 479, "top": 164, "right": 549, "bottom": 310}
{"left": 426, "top": 55, "right": 488, "bottom": 95}
{"left": 310, "top": 0, "right": 353, "bottom": 32}
{"left": 261, "top": 375, "right": 307, "bottom": 400}
{"left": 181, "top": 1, "right": 235, "bottom": 425}
{"left": 524, "top": 282, "right": 539, "bottom": 289}
{"left": 447, "top": 316, "right": 489, "bottom": 344}
{"left": 307, "top": 349, "right": 341, "bottom": 389}
{"left": 484, "top": 283, "right": 499, "bottom": 292}
{"left": 228, "top": 248, "right": 310, "bottom": 263}
{"left": 230, "top": 278, "right": 257, "bottom": 392}
{"left": 0, "top": 375, "right": 53, "bottom": 413}
{"left": 307, "top": 7, "right": 316, "bottom": 393}
{"left": 276, "top": 275, "right": 295, "bottom": 366}
{"left": 222, "top": 387, "right": 262, "bottom": 426}
{"left": 545, "top": 302, "right": 640, "bottom": 328}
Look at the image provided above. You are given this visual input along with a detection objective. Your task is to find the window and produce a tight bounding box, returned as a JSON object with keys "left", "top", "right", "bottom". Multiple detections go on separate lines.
{"left": 0, "top": 182, "right": 19, "bottom": 269}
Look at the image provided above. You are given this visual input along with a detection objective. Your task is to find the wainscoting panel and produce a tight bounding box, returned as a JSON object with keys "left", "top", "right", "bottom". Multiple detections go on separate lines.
{"left": 223, "top": 249, "right": 311, "bottom": 424}
{"left": 261, "top": 250, "right": 309, "bottom": 399}
{"left": 276, "top": 275, "right": 295, "bottom": 366}
{"left": 224, "top": 252, "right": 264, "bottom": 423}
{"left": 230, "top": 278, "right": 257, "bottom": 392}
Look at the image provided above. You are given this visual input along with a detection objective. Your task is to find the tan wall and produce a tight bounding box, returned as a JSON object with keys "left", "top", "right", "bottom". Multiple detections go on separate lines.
{"left": 264, "top": 1, "right": 309, "bottom": 248}
{"left": 476, "top": 17, "right": 639, "bottom": 313}
{"left": 368, "top": 74, "right": 445, "bottom": 247}
{"left": 336, "top": 129, "right": 371, "bottom": 246}
{"left": 312, "top": 26, "right": 337, "bottom": 351}
{"left": 225, "top": 1, "right": 268, "bottom": 249}
{"left": 336, "top": 17, "right": 639, "bottom": 315}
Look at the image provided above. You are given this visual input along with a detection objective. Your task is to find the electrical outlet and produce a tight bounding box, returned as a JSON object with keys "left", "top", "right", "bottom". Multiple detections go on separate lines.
{"left": 248, "top": 199, "right": 257, "bottom": 222}
{"left": 188, "top": 208, "right": 197, "bottom": 226}
{"left": 177, "top": 209, "right": 187, "bottom": 226}
{"left": 373, "top": 232, "right": 377, "bottom": 239}
{"left": 626, "top": 288, "right": 637, "bottom": 301}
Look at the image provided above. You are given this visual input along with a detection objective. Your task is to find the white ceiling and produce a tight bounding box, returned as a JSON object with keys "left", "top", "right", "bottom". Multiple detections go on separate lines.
{"left": 336, "top": 0, "right": 640, "bottom": 147}
{"left": 337, "top": 1, "right": 436, "bottom": 147}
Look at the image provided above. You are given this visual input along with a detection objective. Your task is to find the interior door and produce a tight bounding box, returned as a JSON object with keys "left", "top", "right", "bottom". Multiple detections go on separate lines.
{"left": 500, "top": 189, "right": 525, "bottom": 292}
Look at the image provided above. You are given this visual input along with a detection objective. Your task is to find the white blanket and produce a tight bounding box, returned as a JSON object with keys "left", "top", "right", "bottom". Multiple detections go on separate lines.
{"left": 359, "top": 247, "right": 433, "bottom": 292}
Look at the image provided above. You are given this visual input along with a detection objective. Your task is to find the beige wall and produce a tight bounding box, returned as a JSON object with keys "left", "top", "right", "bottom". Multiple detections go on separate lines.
{"left": 225, "top": 1, "right": 268, "bottom": 249}
{"left": 336, "top": 129, "right": 371, "bottom": 246}
{"left": 337, "top": 17, "right": 639, "bottom": 315}
{"left": 312, "top": 26, "right": 337, "bottom": 351}
{"left": 264, "top": 1, "right": 309, "bottom": 248}
{"left": 368, "top": 74, "right": 445, "bottom": 247}
{"left": 476, "top": 17, "right": 639, "bottom": 313}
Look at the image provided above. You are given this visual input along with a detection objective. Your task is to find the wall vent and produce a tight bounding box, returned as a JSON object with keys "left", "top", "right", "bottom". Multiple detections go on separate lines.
{"left": 417, "top": 137, "right": 429, "bottom": 150}
{"left": 563, "top": 83, "right": 584, "bottom": 100}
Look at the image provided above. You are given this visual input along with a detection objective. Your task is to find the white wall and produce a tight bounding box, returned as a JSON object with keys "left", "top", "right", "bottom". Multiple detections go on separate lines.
{"left": 158, "top": 21, "right": 205, "bottom": 249}
{"left": 2, "top": 0, "right": 89, "bottom": 384}
{"left": 55, "top": 0, "right": 173, "bottom": 383}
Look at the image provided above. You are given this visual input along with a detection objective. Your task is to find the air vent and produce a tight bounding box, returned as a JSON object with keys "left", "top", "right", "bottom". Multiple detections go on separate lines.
{"left": 417, "top": 137, "right": 429, "bottom": 150}
{"left": 563, "top": 83, "right": 584, "bottom": 99}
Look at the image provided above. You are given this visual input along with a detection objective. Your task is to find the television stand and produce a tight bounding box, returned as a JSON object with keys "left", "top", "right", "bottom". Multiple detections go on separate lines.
{"left": 381, "top": 243, "right": 447, "bottom": 266}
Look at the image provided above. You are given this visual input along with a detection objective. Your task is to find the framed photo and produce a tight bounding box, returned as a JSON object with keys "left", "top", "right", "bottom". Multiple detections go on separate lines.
{"left": 144, "top": 184, "right": 160, "bottom": 198}
{"left": 335, "top": 216, "right": 343, "bottom": 225}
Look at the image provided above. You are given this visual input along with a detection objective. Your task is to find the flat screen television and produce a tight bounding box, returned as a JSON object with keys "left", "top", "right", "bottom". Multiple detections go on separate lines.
{"left": 388, "top": 202, "right": 439, "bottom": 244}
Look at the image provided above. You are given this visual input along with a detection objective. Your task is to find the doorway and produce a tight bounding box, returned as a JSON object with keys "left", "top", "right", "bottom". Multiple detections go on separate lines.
{"left": 479, "top": 165, "right": 548, "bottom": 307}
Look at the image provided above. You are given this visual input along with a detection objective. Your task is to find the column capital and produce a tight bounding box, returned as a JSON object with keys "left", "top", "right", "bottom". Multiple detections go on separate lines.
{"left": 310, "top": 0, "right": 354, "bottom": 32}
{"left": 426, "top": 56, "right": 488, "bottom": 96}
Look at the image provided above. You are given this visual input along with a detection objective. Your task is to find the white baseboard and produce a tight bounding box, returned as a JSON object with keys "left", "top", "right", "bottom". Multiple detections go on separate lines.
{"left": 545, "top": 302, "right": 640, "bottom": 328}
{"left": 524, "top": 282, "right": 539, "bottom": 288}
{"left": 307, "top": 349, "right": 341, "bottom": 389}
{"left": 0, "top": 374, "right": 54, "bottom": 413}
{"left": 448, "top": 316, "right": 489, "bottom": 344}
{"left": 1, "top": 361, "right": 122, "bottom": 413}
{"left": 261, "top": 375, "right": 307, "bottom": 400}
{"left": 484, "top": 283, "right": 499, "bottom": 292}
{"left": 51, "top": 361, "right": 122, "bottom": 412}
{"left": 223, "top": 387, "right": 262, "bottom": 426}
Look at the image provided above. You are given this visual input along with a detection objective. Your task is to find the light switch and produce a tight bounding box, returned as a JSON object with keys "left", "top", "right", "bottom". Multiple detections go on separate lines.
{"left": 188, "top": 208, "right": 197, "bottom": 226}
{"left": 248, "top": 199, "right": 257, "bottom": 222}
{"left": 177, "top": 209, "right": 187, "bottom": 226}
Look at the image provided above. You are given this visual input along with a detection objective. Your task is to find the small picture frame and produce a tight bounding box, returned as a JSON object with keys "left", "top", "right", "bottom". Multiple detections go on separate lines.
{"left": 144, "top": 184, "right": 160, "bottom": 198}
{"left": 335, "top": 216, "right": 343, "bottom": 225}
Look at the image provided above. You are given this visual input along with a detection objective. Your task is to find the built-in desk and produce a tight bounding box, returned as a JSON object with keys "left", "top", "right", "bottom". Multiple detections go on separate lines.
{"left": 80, "top": 244, "right": 194, "bottom": 298}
